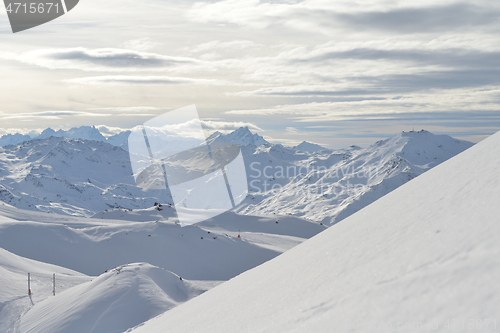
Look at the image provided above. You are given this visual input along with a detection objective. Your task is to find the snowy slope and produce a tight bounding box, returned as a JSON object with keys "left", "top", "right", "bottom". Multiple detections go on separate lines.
{"left": 0, "top": 205, "right": 324, "bottom": 280}
{"left": 91, "top": 206, "right": 178, "bottom": 222}
{"left": 0, "top": 202, "right": 323, "bottom": 332}
{"left": 0, "top": 246, "right": 216, "bottom": 333}
{"left": 0, "top": 219, "right": 279, "bottom": 280}
{"left": 0, "top": 247, "right": 91, "bottom": 332}
{"left": 92, "top": 208, "right": 324, "bottom": 238}
{"left": 129, "top": 131, "right": 500, "bottom": 333}
{"left": 19, "top": 263, "right": 208, "bottom": 333}
{"left": 1, "top": 197, "right": 323, "bottom": 333}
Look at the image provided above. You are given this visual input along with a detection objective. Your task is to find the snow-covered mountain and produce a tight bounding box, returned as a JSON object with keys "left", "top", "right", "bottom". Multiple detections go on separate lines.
{"left": 206, "top": 126, "right": 269, "bottom": 146}
{"left": 0, "top": 246, "right": 91, "bottom": 332}
{"left": 0, "top": 133, "right": 33, "bottom": 147}
{"left": 293, "top": 141, "right": 329, "bottom": 152}
{"left": 0, "top": 137, "right": 171, "bottom": 216}
{"left": 106, "top": 130, "right": 131, "bottom": 149}
{"left": 237, "top": 130, "right": 474, "bottom": 225}
{"left": 19, "top": 263, "right": 207, "bottom": 333}
{"left": 0, "top": 129, "right": 473, "bottom": 223}
{"left": 0, "top": 126, "right": 120, "bottom": 148}
{"left": 129, "top": 131, "right": 500, "bottom": 333}
{"left": 37, "top": 126, "right": 107, "bottom": 142}
{"left": 1, "top": 125, "right": 268, "bottom": 150}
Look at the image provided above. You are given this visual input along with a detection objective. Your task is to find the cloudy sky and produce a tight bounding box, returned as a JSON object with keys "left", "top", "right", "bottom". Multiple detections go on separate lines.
{"left": 1, "top": 0, "right": 500, "bottom": 148}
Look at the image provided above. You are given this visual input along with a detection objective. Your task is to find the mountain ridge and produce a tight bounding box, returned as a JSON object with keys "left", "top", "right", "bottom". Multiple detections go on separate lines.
{"left": 236, "top": 129, "right": 473, "bottom": 225}
{"left": 206, "top": 126, "right": 269, "bottom": 146}
{"left": 0, "top": 125, "right": 270, "bottom": 149}
{"left": 0, "top": 129, "right": 473, "bottom": 221}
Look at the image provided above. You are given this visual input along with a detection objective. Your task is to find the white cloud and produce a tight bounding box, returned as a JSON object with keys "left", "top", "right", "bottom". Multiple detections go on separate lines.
{"left": 1, "top": 111, "right": 112, "bottom": 120}
{"left": 123, "top": 38, "right": 162, "bottom": 52}
{"left": 0, "top": 48, "right": 199, "bottom": 72}
{"left": 225, "top": 88, "right": 500, "bottom": 121}
{"left": 90, "top": 106, "right": 164, "bottom": 113}
{"left": 65, "top": 76, "right": 229, "bottom": 86}
{"left": 101, "top": 121, "right": 262, "bottom": 138}
{"left": 95, "top": 125, "right": 130, "bottom": 136}
{"left": 187, "top": 0, "right": 500, "bottom": 35}
{"left": 188, "top": 40, "right": 262, "bottom": 54}
{"left": 187, "top": 0, "right": 280, "bottom": 29}
{"left": 200, "top": 120, "right": 262, "bottom": 132}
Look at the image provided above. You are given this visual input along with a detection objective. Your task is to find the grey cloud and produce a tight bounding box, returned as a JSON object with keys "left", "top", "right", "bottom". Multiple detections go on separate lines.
{"left": 299, "top": 48, "right": 500, "bottom": 70}
{"left": 200, "top": 120, "right": 262, "bottom": 131}
{"left": 331, "top": 3, "right": 500, "bottom": 33}
{"left": 338, "top": 111, "right": 500, "bottom": 137}
{"left": 234, "top": 87, "right": 382, "bottom": 98}
{"left": 365, "top": 69, "right": 500, "bottom": 92}
{"left": 65, "top": 76, "right": 224, "bottom": 85}
{"left": 237, "top": 67, "right": 500, "bottom": 98}
{"left": 49, "top": 49, "right": 172, "bottom": 68}
{"left": 193, "top": 2, "right": 500, "bottom": 34}
{"left": 289, "top": 48, "right": 500, "bottom": 73}
{"left": 343, "top": 111, "right": 500, "bottom": 122}
{"left": 10, "top": 48, "right": 198, "bottom": 72}
{"left": 2, "top": 111, "right": 111, "bottom": 120}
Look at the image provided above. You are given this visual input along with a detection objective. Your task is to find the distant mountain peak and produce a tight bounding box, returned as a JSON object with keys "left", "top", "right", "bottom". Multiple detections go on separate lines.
{"left": 368, "top": 130, "right": 474, "bottom": 169}
{"left": 293, "top": 141, "right": 329, "bottom": 152}
{"left": 206, "top": 127, "right": 268, "bottom": 146}
{"left": 2, "top": 126, "right": 108, "bottom": 146}
{"left": 38, "top": 128, "right": 56, "bottom": 138}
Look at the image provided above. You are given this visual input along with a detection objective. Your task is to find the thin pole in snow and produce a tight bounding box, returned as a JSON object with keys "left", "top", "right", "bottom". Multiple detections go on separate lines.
{"left": 53, "top": 274, "right": 56, "bottom": 296}
{"left": 28, "top": 273, "right": 31, "bottom": 296}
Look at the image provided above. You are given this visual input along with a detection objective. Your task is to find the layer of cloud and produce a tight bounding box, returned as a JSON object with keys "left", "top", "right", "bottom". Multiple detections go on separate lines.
{"left": 1, "top": 111, "right": 112, "bottom": 120}
{"left": 226, "top": 88, "right": 500, "bottom": 119}
{"left": 95, "top": 125, "right": 131, "bottom": 136}
{"left": 187, "top": 0, "right": 500, "bottom": 34}
{"left": 65, "top": 76, "right": 228, "bottom": 86}
{"left": 0, "top": 48, "right": 198, "bottom": 72}
{"left": 90, "top": 106, "right": 165, "bottom": 113}
{"left": 200, "top": 120, "right": 262, "bottom": 132}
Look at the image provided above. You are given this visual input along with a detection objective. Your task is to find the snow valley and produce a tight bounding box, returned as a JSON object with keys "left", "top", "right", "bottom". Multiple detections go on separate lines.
{"left": 0, "top": 126, "right": 487, "bottom": 333}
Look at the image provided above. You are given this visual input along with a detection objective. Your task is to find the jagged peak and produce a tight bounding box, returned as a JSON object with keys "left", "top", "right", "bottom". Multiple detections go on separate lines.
{"left": 293, "top": 141, "right": 329, "bottom": 152}
{"left": 206, "top": 127, "right": 268, "bottom": 146}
